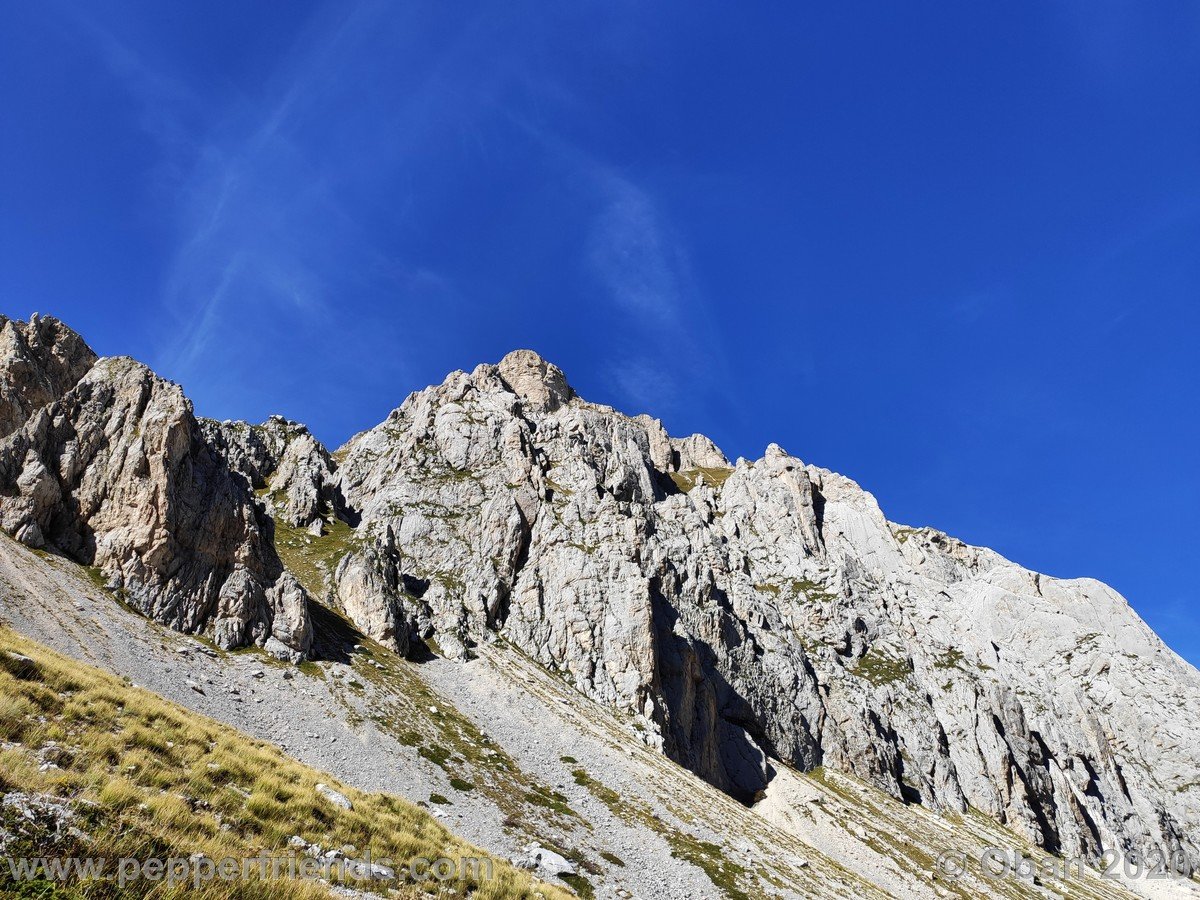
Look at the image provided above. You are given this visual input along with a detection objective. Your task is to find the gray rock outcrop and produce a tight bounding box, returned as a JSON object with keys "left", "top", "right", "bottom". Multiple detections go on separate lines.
{"left": 0, "top": 315, "right": 311, "bottom": 658}
{"left": 314, "top": 783, "right": 353, "bottom": 810}
{"left": 328, "top": 349, "right": 1200, "bottom": 872}
{"left": 2, "top": 318, "right": 1195, "bottom": 877}
{"left": 0, "top": 314, "right": 97, "bottom": 440}
{"left": 201, "top": 415, "right": 345, "bottom": 531}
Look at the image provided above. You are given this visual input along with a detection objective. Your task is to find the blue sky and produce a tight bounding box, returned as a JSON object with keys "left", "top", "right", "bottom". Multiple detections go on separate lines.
{"left": 1, "top": 2, "right": 1197, "bottom": 664}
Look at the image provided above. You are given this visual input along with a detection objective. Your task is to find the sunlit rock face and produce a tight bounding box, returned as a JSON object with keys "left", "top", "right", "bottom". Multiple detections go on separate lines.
{"left": 332, "top": 348, "right": 1200, "bottom": 869}
{"left": 201, "top": 415, "right": 346, "bottom": 532}
{"left": 2, "top": 316, "right": 1196, "bottom": 873}
{"left": 0, "top": 314, "right": 312, "bottom": 659}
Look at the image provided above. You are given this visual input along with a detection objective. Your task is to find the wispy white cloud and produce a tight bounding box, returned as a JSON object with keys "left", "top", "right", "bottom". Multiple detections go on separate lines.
{"left": 69, "top": 1, "right": 733, "bottom": 428}
{"left": 68, "top": 13, "right": 201, "bottom": 161}
{"left": 585, "top": 173, "right": 689, "bottom": 323}
{"left": 608, "top": 357, "right": 678, "bottom": 414}
{"left": 503, "top": 109, "right": 693, "bottom": 330}
{"left": 502, "top": 111, "right": 724, "bottom": 415}
{"left": 949, "top": 288, "right": 1005, "bottom": 324}
{"left": 582, "top": 172, "right": 730, "bottom": 418}
{"left": 583, "top": 169, "right": 743, "bottom": 421}
{"left": 69, "top": 1, "right": 475, "bottom": 392}
{"left": 166, "top": 252, "right": 244, "bottom": 374}
{"left": 1052, "top": 2, "right": 1200, "bottom": 89}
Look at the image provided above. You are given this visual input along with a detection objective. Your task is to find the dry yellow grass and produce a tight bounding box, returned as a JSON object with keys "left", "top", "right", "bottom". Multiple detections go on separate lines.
{"left": 0, "top": 625, "right": 571, "bottom": 900}
{"left": 667, "top": 467, "right": 734, "bottom": 493}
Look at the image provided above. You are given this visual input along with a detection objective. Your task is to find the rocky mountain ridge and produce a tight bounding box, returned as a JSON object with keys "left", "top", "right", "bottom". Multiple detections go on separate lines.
{"left": 201, "top": 414, "right": 347, "bottom": 531}
{"left": 320, "top": 347, "right": 1200, "bottom": 874}
{"left": 1, "top": 315, "right": 1196, "bottom": 884}
{"left": 0, "top": 314, "right": 311, "bottom": 659}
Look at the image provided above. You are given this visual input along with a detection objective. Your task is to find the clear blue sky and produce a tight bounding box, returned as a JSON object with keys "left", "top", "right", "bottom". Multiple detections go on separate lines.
{"left": 2, "top": 2, "right": 1197, "bottom": 665}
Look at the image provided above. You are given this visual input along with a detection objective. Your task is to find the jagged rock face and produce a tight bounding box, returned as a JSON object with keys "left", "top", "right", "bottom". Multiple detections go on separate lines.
{"left": 4, "top": 319, "right": 1196, "bottom": 874}
{"left": 496, "top": 349, "right": 573, "bottom": 413}
{"left": 0, "top": 316, "right": 311, "bottom": 658}
{"left": 0, "top": 315, "right": 97, "bottom": 439}
{"left": 333, "top": 350, "right": 1200, "bottom": 871}
{"left": 201, "top": 415, "right": 344, "bottom": 531}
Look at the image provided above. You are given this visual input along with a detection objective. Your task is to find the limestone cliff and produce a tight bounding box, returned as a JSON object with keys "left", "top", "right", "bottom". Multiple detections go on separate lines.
{"left": 201, "top": 415, "right": 346, "bottom": 532}
{"left": 328, "top": 349, "right": 1200, "bottom": 872}
{"left": 3, "top": 318, "right": 1195, "bottom": 875}
{"left": 0, "top": 315, "right": 311, "bottom": 658}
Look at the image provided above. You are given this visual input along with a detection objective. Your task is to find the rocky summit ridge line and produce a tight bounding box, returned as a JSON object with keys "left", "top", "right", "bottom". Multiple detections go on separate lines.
{"left": 2, "top": 315, "right": 1197, "bottom": 878}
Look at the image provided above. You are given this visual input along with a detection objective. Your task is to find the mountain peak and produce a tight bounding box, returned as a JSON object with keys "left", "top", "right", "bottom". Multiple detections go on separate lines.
{"left": 0, "top": 313, "right": 97, "bottom": 440}
{"left": 496, "top": 349, "right": 574, "bottom": 412}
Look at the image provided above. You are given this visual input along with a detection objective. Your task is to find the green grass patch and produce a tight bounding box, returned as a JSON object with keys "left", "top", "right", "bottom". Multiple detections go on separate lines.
{"left": 418, "top": 744, "right": 453, "bottom": 769}
{"left": 850, "top": 648, "right": 911, "bottom": 687}
{"left": 335, "top": 629, "right": 583, "bottom": 834}
{"left": 272, "top": 517, "right": 360, "bottom": 599}
{"left": 559, "top": 872, "right": 594, "bottom": 899}
{"left": 570, "top": 769, "right": 623, "bottom": 816}
{"left": 933, "top": 648, "right": 965, "bottom": 670}
{"left": 756, "top": 577, "right": 838, "bottom": 605}
{"left": 523, "top": 784, "right": 578, "bottom": 818}
{"left": 788, "top": 577, "right": 838, "bottom": 604}
{"left": 295, "top": 660, "right": 325, "bottom": 679}
{"left": 667, "top": 832, "right": 749, "bottom": 900}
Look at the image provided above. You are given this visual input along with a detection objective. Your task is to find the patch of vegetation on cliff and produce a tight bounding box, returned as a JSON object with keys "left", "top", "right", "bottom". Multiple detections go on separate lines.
{"left": 755, "top": 576, "right": 837, "bottom": 606}
{"left": 272, "top": 517, "right": 359, "bottom": 599}
{"left": 790, "top": 577, "right": 838, "bottom": 604}
{"left": 933, "top": 648, "right": 965, "bottom": 670}
{"left": 850, "top": 648, "right": 911, "bottom": 687}
{"left": 669, "top": 466, "right": 734, "bottom": 492}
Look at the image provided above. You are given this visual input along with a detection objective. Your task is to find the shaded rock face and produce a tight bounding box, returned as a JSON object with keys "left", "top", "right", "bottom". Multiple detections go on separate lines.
{"left": 332, "top": 349, "right": 1200, "bottom": 870}
{"left": 201, "top": 415, "right": 345, "bottom": 531}
{"left": 0, "top": 316, "right": 311, "bottom": 658}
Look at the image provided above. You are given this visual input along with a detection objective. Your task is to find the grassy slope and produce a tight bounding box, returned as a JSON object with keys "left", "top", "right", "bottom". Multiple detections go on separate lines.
{"left": 272, "top": 517, "right": 360, "bottom": 600}
{"left": 0, "top": 626, "right": 569, "bottom": 900}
